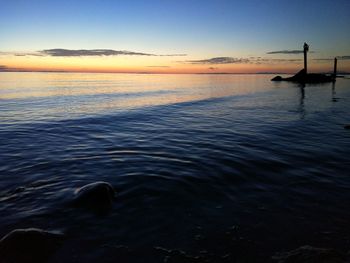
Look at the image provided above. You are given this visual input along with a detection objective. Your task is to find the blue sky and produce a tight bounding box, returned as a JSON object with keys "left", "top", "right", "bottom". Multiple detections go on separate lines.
{"left": 1, "top": 0, "right": 349, "bottom": 73}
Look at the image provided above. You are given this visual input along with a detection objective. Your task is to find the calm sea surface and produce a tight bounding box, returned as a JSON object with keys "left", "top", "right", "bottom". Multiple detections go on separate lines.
{"left": 1, "top": 72, "right": 350, "bottom": 262}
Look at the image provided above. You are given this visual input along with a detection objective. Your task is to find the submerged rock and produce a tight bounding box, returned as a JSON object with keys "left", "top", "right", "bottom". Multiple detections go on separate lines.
{"left": 0, "top": 228, "right": 64, "bottom": 263}
{"left": 272, "top": 245, "right": 347, "bottom": 263}
{"left": 344, "top": 124, "right": 350, "bottom": 129}
{"left": 73, "top": 181, "right": 116, "bottom": 209}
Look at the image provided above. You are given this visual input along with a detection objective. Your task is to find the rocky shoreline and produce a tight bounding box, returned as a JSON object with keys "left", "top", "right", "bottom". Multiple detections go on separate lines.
{"left": 1, "top": 181, "right": 349, "bottom": 263}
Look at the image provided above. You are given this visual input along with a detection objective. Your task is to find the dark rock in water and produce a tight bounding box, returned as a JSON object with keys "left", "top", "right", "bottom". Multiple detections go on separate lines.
{"left": 271, "top": 69, "right": 335, "bottom": 83}
{"left": 73, "top": 181, "right": 116, "bottom": 209}
{"left": 344, "top": 124, "right": 350, "bottom": 129}
{"left": 0, "top": 228, "right": 64, "bottom": 263}
{"left": 272, "top": 245, "right": 347, "bottom": 263}
{"left": 272, "top": 76, "right": 283, "bottom": 81}
{"left": 289, "top": 69, "right": 307, "bottom": 81}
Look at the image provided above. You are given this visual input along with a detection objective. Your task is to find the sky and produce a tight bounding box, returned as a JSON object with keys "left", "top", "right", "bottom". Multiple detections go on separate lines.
{"left": 0, "top": 0, "right": 349, "bottom": 74}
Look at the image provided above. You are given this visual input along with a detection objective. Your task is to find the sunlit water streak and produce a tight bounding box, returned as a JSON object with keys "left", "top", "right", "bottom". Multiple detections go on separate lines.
{"left": 0, "top": 73, "right": 350, "bottom": 262}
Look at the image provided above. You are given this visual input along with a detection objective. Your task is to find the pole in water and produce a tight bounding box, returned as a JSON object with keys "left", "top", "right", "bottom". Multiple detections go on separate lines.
{"left": 303, "top": 42, "right": 309, "bottom": 75}
{"left": 333, "top": 57, "right": 337, "bottom": 78}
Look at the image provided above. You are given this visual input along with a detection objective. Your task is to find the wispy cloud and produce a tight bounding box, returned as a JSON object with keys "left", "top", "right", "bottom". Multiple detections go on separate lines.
{"left": 0, "top": 65, "right": 19, "bottom": 72}
{"left": 15, "top": 52, "right": 44, "bottom": 57}
{"left": 0, "top": 65, "right": 25, "bottom": 72}
{"left": 267, "top": 50, "right": 304, "bottom": 54}
{"left": 0, "top": 49, "right": 187, "bottom": 57}
{"left": 0, "top": 65, "right": 31, "bottom": 72}
{"left": 313, "top": 55, "right": 350, "bottom": 61}
{"left": 252, "top": 58, "right": 302, "bottom": 64}
{"left": 146, "top": 65, "right": 171, "bottom": 68}
{"left": 158, "top": 54, "right": 187, "bottom": 57}
{"left": 185, "top": 57, "right": 249, "bottom": 64}
{"left": 338, "top": 55, "right": 350, "bottom": 60}
{"left": 270, "top": 58, "right": 302, "bottom": 62}
{"left": 267, "top": 49, "right": 316, "bottom": 55}
{"left": 0, "top": 65, "right": 8, "bottom": 71}
{"left": 181, "top": 56, "right": 304, "bottom": 65}
{"left": 0, "top": 51, "right": 43, "bottom": 57}
{"left": 313, "top": 58, "right": 333, "bottom": 61}
{"left": 40, "top": 49, "right": 155, "bottom": 57}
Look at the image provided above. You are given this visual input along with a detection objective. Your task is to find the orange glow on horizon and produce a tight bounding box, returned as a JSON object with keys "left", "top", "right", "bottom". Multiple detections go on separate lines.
{"left": 1, "top": 54, "right": 349, "bottom": 74}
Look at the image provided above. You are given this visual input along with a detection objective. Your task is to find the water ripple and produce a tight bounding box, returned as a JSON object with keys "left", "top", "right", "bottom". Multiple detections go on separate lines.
{"left": 1, "top": 74, "right": 350, "bottom": 261}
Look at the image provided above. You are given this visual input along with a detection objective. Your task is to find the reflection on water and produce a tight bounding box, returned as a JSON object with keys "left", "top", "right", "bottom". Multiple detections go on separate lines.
{"left": 0, "top": 73, "right": 350, "bottom": 262}
{"left": 0, "top": 73, "right": 272, "bottom": 122}
{"left": 0, "top": 73, "right": 266, "bottom": 99}
{"left": 298, "top": 84, "right": 306, "bottom": 119}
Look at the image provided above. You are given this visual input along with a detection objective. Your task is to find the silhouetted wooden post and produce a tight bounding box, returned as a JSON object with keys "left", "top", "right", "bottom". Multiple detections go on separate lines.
{"left": 303, "top": 42, "right": 309, "bottom": 74}
{"left": 333, "top": 57, "right": 337, "bottom": 78}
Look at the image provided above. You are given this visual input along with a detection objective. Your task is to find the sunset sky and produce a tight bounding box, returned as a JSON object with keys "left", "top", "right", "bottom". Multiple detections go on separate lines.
{"left": 1, "top": 0, "right": 349, "bottom": 74}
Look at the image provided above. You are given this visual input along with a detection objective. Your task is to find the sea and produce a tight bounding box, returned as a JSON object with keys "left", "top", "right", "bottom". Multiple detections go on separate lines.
{"left": 0, "top": 72, "right": 350, "bottom": 262}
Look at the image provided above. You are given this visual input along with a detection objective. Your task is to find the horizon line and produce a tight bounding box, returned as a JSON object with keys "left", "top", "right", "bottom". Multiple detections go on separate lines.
{"left": 0, "top": 70, "right": 290, "bottom": 75}
{"left": 1, "top": 70, "right": 349, "bottom": 75}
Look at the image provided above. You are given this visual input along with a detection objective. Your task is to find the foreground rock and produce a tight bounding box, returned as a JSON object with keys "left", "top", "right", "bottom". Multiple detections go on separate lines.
{"left": 73, "top": 181, "right": 116, "bottom": 210}
{"left": 0, "top": 228, "right": 64, "bottom": 263}
{"left": 272, "top": 245, "right": 348, "bottom": 263}
{"left": 344, "top": 124, "right": 350, "bottom": 129}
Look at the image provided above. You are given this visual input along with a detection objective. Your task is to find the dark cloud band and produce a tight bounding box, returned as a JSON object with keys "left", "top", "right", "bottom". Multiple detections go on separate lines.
{"left": 40, "top": 49, "right": 187, "bottom": 57}
{"left": 0, "top": 49, "right": 187, "bottom": 57}
{"left": 182, "top": 57, "right": 303, "bottom": 65}
{"left": 185, "top": 57, "right": 249, "bottom": 64}
{"left": 40, "top": 49, "right": 155, "bottom": 57}
{"left": 267, "top": 50, "right": 316, "bottom": 55}
{"left": 267, "top": 50, "right": 304, "bottom": 54}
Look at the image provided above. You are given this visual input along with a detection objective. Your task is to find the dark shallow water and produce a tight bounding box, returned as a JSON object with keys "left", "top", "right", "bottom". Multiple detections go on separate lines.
{"left": 1, "top": 73, "right": 350, "bottom": 262}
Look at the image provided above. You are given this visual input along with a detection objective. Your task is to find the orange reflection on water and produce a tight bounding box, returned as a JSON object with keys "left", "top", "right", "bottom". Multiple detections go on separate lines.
{"left": 0, "top": 72, "right": 273, "bottom": 119}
